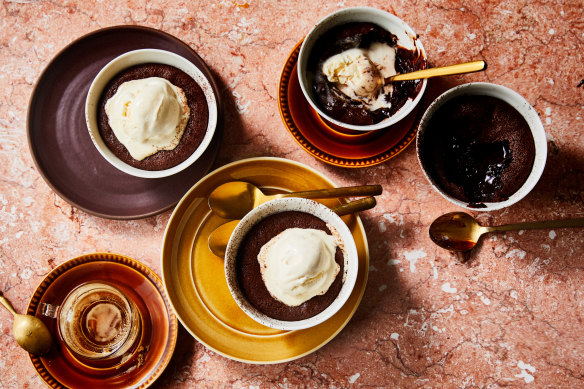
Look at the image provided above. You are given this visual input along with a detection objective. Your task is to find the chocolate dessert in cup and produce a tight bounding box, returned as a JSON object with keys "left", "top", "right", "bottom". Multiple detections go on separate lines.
{"left": 297, "top": 7, "right": 427, "bottom": 131}
{"left": 224, "top": 198, "right": 359, "bottom": 331}
{"left": 85, "top": 49, "right": 218, "bottom": 178}
{"left": 416, "top": 82, "right": 547, "bottom": 211}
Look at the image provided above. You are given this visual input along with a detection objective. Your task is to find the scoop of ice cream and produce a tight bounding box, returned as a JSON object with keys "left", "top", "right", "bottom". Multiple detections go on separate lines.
{"left": 105, "top": 77, "right": 190, "bottom": 161}
{"left": 323, "top": 48, "right": 381, "bottom": 100}
{"left": 322, "top": 43, "right": 398, "bottom": 111}
{"left": 257, "top": 227, "right": 341, "bottom": 307}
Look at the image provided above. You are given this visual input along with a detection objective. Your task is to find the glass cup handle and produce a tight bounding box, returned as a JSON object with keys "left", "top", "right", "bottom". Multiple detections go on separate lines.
{"left": 41, "top": 303, "right": 59, "bottom": 318}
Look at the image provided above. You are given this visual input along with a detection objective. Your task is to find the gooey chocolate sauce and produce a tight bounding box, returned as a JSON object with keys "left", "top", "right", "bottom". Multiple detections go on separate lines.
{"left": 421, "top": 95, "right": 535, "bottom": 206}
{"left": 308, "top": 22, "right": 426, "bottom": 125}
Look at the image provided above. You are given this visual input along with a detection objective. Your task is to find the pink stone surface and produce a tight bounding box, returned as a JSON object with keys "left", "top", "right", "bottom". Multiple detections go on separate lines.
{"left": 1, "top": 0, "right": 583, "bottom": 387}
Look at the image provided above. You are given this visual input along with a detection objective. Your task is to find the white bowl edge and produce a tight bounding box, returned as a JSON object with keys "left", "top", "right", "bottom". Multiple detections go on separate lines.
{"left": 416, "top": 82, "right": 548, "bottom": 211}
{"left": 297, "top": 6, "right": 427, "bottom": 132}
{"left": 224, "top": 198, "right": 359, "bottom": 331}
{"left": 85, "top": 48, "right": 218, "bottom": 179}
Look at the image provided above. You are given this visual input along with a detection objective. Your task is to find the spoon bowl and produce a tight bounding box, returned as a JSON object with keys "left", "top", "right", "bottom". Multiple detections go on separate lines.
{"left": 1, "top": 294, "right": 52, "bottom": 355}
{"left": 430, "top": 212, "right": 584, "bottom": 252}
{"left": 208, "top": 181, "right": 382, "bottom": 220}
{"left": 208, "top": 220, "right": 240, "bottom": 258}
{"left": 429, "top": 212, "right": 486, "bottom": 251}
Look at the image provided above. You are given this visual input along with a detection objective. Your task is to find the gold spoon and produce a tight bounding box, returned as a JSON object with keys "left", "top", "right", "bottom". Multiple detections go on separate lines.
{"left": 385, "top": 60, "right": 487, "bottom": 83}
{"left": 429, "top": 212, "right": 584, "bottom": 252}
{"left": 208, "top": 181, "right": 382, "bottom": 220}
{"left": 208, "top": 196, "right": 377, "bottom": 257}
{"left": 0, "top": 293, "right": 52, "bottom": 355}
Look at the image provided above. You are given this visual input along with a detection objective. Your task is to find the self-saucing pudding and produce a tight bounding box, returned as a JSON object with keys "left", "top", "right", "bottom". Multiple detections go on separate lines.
{"left": 419, "top": 95, "right": 536, "bottom": 207}
{"left": 97, "top": 63, "right": 208, "bottom": 171}
{"left": 236, "top": 211, "right": 346, "bottom": 321}
{"left": 308, "top": 22, "right": 426, "bottom": 125}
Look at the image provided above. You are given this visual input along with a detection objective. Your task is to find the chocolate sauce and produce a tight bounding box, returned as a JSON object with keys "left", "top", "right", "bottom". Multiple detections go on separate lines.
{"left": 420, "top": 95, "right": 535, "bottom": 204}
{"left": 308, "top": 22, "right": 426, "bottom": 125}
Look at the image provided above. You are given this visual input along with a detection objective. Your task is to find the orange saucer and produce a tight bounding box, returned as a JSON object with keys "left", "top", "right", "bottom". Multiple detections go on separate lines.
{"left": 27, "top": 253, "right": 177, "bottom": 388}
{"left": 278, "top": 40, "right": 425, "bottom": 168}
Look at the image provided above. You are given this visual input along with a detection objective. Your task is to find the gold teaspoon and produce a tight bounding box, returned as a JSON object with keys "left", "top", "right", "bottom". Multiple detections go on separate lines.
{"left": 385, "top": 60, "right": 487, "bottom": 83}
{"left": 208, "top": 197, "right": 377, "bottom": 257}
{"left": 0, "top": 293, "right": 52, "bottom": 355}
{"left": 429, "top": 212, "right": 584, "bottom": 252}
{"left": 208, "top": 182, "right": 382, "bottom": 220}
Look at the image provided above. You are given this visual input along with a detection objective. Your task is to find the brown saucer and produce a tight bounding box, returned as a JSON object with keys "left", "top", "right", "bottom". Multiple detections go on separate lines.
{"left": 27, "top": 253, "right": 177, "bottom": 388}
{"left": 278, "top": 40, "right": 424, "bottom": 168}
{"left": 27, "top": 26, "right": 223, "bottom": 219}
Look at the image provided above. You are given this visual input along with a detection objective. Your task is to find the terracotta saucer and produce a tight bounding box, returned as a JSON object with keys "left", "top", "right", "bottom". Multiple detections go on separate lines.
{"left": 27, "top": 253, "right": 178, "bottom": 388}
{"left": 161, "top": 157, "right": 369, "bottom": 363}
{"left": 278, "top": 40, "right": 424, "bottom": 168}
{"left": 27, "top": 26, "right": 223, "bottom": 219}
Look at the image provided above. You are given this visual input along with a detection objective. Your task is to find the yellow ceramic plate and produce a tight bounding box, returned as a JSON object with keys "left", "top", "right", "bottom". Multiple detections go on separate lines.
{"left": 161, "top": 157, "right": 369, "bottom": 363}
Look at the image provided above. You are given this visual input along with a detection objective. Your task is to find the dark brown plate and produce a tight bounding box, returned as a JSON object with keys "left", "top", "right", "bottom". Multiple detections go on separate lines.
{"left": 27, "top": 26, "right": 222, "bottom": 219}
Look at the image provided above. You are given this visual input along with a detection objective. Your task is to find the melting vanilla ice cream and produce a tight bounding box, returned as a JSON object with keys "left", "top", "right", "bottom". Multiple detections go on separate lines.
{"left": 322, "top": 42, "right": 397, "bottom": 111}
{"left": 322, "top": 48, "right": 381, "bottom": 99}
{"left": 257, "top": 227, "right": 341, "bottom": 307}
{"left": 105, "top": 77, "right": 190, "bottom": 161}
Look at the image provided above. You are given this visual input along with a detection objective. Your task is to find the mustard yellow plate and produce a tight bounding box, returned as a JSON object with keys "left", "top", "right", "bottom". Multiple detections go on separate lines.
{"left": 161, "top": 157, "right": 369, "bottom": 363}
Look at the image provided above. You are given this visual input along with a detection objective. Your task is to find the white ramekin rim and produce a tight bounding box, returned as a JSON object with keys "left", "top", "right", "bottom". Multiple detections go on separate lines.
{"left": 85, "top": 48, "right": 218, "bottom": 179}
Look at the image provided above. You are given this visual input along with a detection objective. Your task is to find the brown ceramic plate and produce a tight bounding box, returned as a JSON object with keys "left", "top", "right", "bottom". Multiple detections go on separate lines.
{"left": 161, "top": 157, "right": 369, "bottom": 363}
{"left": 27, "top": 26, "right": 222, "bottom": 219}
{"left": 27, "top": 253, "right": 177, "bottom": 388}
{"left": 278, "top": 40, "right": 424, "bottom": 168}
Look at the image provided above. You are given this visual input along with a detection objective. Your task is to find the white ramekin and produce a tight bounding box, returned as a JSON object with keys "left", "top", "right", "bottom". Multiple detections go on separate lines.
{"left": 297, "top": 7, "right": 427, "bottom": 131}
{"left": 85, "top": 49, "right": 218, "bottom": 178}
{"left": 224, "top": 198, "right": 359, "bottom": 331}
{"left": 416, "top": 82, "right": 547, "bottom": 211}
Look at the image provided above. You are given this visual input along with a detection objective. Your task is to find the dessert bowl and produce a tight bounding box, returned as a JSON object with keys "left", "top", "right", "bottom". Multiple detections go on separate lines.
{"left": 85, "top": 48, "right": 218, "bottom": 178}
{"left": 416, "top": 82, "right": 547, "bottom": 211}
{"left": 297, "top": 7, "right": 427, "bottom": 131}
{"left": 224, "top": 197, "right": 359, "bottom": 331}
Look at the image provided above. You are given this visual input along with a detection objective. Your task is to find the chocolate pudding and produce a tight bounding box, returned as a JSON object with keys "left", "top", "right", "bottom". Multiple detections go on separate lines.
{"left": 420, "top": 95, "right": 536, "bottom": 206}
{"left": 97, "top": 63, "right": 209, "bottom": 171}
{"left": 308, "top": 22, "right": 426, "bottom": 125}
{"left": 236, "top": 211, "right": 345, "bottom": 321}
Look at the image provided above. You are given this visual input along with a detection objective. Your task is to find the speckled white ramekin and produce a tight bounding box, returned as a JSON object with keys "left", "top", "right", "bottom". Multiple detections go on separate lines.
{"left": 224, "top": 198, "right": 359, "bottom": 331}
{"left": 416, "top": 82, "right": 547, "bottom": 211}
{"left": 85, "top": 49, "right": 218, "bottom": 178}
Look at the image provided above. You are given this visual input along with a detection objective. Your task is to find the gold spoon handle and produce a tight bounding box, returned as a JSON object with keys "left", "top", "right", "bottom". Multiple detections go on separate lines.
{"left": 0, "top": 295, "right": 17, "bottom": 316}
{"left": 488, "top": 217, "right": 584, "bottom": 233}
{"left": 386, "top": 60, "right": 487, "bottom": 82}
{"left": 208, "top": 197, "right": 377, "bottom": 257}
{"left": 280, "top": 185, "right": 382, "bottom": 200}
{"left": 331, "top": 196, "right": 376, "bottom": 216}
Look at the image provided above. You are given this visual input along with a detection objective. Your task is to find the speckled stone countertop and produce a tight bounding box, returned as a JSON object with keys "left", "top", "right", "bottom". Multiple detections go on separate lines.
{"left": 1, "top": 1, "right": 584, "bottom": 387}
